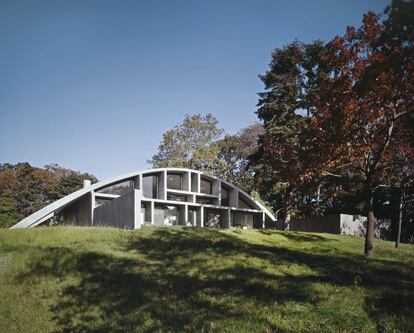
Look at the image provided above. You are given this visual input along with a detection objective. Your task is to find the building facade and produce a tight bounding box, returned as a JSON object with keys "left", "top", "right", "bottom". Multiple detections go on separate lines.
{"left": 11, "top": 168, "right": 276, "bottom": 229}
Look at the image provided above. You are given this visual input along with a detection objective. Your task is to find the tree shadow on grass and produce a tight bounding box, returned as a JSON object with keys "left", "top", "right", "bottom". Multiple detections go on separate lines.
{"left": 16, "top": 228, "right": 414, "bottom": 333}
{"left": 257, "top": 229, "right": 334, "bottom": 243}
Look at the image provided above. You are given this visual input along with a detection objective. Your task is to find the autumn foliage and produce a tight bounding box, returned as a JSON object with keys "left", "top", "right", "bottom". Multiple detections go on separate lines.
{"left": 254, "top": 2, "right": 414, "bottom": 256}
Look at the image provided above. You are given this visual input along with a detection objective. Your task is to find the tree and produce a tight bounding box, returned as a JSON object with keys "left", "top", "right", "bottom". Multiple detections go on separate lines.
{"left": 217, "top": 123, "right": 264, "bottom": 193}
{"left": 149, "top": 113, "right": 224, "bottom": 172}
{"left": 303, "top": 6, "right": 414, "bottom": 256}
{"left": 0, "top": 163, "right": 98, "bottom": 228}
{"left": 250, "top": 40, "right": 326, "bottom": 229}
{"left": 45, "top": 164, "right": 98, "bottom": 197}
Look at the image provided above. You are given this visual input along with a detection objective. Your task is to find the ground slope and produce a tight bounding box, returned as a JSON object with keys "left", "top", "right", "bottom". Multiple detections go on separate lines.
{"left": 0, "top": 227, "right": 413, "bottom": 333}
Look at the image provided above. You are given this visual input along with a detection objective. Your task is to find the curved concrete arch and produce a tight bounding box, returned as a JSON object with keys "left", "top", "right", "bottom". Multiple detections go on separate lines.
{"left": 11, "top": 168, "right": 275, "bottom": 229}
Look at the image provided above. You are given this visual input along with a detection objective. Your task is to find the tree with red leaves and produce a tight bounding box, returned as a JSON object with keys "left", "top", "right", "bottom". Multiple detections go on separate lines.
{"left": 306, "top": 3, "right": 414, "bottom": 256}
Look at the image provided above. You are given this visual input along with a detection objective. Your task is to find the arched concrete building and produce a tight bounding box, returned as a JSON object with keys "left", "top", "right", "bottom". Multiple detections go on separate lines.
{"left": 11, "top": 168, "right": 275, "bottom": 229}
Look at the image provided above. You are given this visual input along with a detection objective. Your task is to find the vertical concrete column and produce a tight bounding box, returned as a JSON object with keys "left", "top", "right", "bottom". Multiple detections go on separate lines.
{"left": 90, "top": 191, "right": 95, "bottom": 226}
{"left": 183, "top": 171, "right": 190, "bottom": 191}
{"left": 200, "top": 206, "right": 204, "bottom": 227}
{"left": 150, "top": 201, "right": 155, "bottom": 225}
{"left": 134, "top": 190, "right": 142, "bottom": 229}
{"left": 262, "top": 212, "right": 266, "bottom": 229}
{"left": 197, "top": 173, "right": 201, "bottom": 193}
{"left": 184, "top": 204, "right": 188, "bottom": 226}
{"left": 223, "top": 209, "right": 231, "bottom": 228}
{"left": 190, "top": 208, "right": 196, "bottom": 226}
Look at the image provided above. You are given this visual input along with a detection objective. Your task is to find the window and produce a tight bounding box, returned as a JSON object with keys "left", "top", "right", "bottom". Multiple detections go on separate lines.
{"left": 143, "top": 175, "right": 158, "bottom": 199}
{"left": 232, "top": 212, "right": 254, "bottom": 229}
{"left": 167, "top": 194, "right": 187, "bottom": 202}
{"left": 153, "top": 204, "right": 180, "bottom": 226}
{"left": 200, "top": 178, "right": 212, "bottom": 194}
{"left": 238, "top": 196, "right": 253, "bottom": 209}
{"left": 191, "top": 173, "right": 198, "bottom": 192}
{"left": 141, "top": 203, "right": 152, "bottom": 224}
{"left": 167, "top": 173, "right": 183, "bottom": 190}
{"left": 98, "top": 180, "right": 133, "bottom": 195}
{"left": 221, "top": 187, "right": 229, "bottom": 206}
{"left": 204, "top": 209, "right": 222, "bottom": 228}
{"left": 95, "top": 198, "right": 112, "bottom": 207}
{"left": 196, "top": 197, "right": 216, "bottom": 205}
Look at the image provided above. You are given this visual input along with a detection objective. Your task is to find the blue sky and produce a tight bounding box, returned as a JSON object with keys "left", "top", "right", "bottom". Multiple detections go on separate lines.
{"left": 0, "top": 0, "right": 389, "bottom": 179}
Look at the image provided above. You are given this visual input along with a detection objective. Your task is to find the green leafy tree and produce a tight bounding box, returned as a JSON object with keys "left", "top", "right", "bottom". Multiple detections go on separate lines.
{"left": 45, "top": 164, "right": 98, "bottom": 197}
{"left": 217, "top": 123, "right": 264, "bottom": 193}
{"left": 149, "top": 113, "right": 224, "bottom": 172}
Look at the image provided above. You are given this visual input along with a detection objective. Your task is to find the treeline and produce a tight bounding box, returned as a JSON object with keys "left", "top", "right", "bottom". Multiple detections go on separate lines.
{"left": 0, "top": 163, "right": 97, "bottom": 228}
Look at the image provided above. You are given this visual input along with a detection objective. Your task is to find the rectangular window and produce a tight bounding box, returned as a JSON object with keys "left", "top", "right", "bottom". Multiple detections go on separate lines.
{"left": 204, "top": 209, "right": 222, "bottom": 228}
{"left": 143, "top": 175, "right": 158, "bottom": 199}
{"left": 221, "top": 187, "right": 229, "bottom": 206}
{"left": 196, "top": 197, "right": 216, "bottom": 205}
{"left": 238, "top": 196, "right": 253, "bottom": 209}
{"left": 95, "top": 198, "right": 112, "bottom": 207}
{"left": 167, "top": 173, "right": 183, "bottom": 190}
{"left": 200, "top": 178, "right": 212, "bottom": 194}
{"left": 141, "top": 203, "right": 152, "bottom": 224}
{"left": 98, "top": 180, "right": 133, "bottom": 195}
{"left": 167, "top": 194, "right": 187, "bottom": 202}
{"left": 232, "top": 212, "right": 253, "bottom": 229}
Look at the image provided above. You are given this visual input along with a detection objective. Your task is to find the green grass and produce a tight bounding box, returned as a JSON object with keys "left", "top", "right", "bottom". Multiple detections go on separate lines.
{"left": 0, "top": 227, "right": 413, "bottom": 333}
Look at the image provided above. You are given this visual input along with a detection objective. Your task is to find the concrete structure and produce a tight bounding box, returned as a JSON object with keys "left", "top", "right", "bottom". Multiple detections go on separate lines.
{"left": 11, "top": 168, "right": 275, "bottom": 229}
{"left": 288, "top": 214, "right": 367, "bottom": 236}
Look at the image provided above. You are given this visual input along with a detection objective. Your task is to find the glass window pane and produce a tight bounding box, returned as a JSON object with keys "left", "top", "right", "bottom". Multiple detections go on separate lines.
{"left": 167, "top": 194, "right": 187, "bottom": 202}
{"left": 98, "top": 180, "right": 133, "bottom": 195}
{"left": 196, "top": 197, "right": 216, "bottom": 205}
{"left": 167, "top": 173, "right": 182, "bottom": 190}
{"left": 200, "top": 179, "right": 212, "bottom": 194}
{"left": 143, "top": 175, "right": 158, "bottom": 199}
{"left": 221, "top": 187, "right": 229, "bottom": 206}
{"left": 239, "top": 197, "right": 253, "bottom": 209}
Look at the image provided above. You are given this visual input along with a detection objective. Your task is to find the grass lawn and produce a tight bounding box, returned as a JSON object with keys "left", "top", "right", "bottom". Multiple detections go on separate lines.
{"left": 0, "top": 226, "right": 413, "bottom": 333}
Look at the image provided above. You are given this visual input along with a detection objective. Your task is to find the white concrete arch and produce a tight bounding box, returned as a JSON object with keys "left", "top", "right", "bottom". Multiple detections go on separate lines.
{"left": 11, "top": 168, "right": 275, "bottom": 229}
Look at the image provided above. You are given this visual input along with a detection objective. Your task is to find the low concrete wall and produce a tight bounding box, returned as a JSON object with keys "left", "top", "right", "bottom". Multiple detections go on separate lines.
{"left": 288, "top": 214, "right": 371, "bottom": 236}
{"left": 93, "top": 190, "right": 136, "bottom": 229}
{"left": 340, "top": 214, "right": 366, "bottom": 236}
{"left": 289, "top": 215, "right": 341, "bottom": 234}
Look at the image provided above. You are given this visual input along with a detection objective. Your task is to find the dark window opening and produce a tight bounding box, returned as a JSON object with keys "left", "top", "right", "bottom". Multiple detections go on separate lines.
{"left": 238, "top": 196, "right": 253, "bottom": 209}
{"left": 221, "top": 187, "right": 229, "bottom": 206}
{"left": 196, "top": 197, "right": 216, "bottom": 205}
{"left": 167, "top": 173, "right": 183, "bottom": 190}
{"left": 200, "top": 178, "right": 212, "bottom": 194}
{"left": 167, "top": 194, "right": 187, "bottom": 202}
{"left": 143, "top": 175, "right": 159, "bottom": 199}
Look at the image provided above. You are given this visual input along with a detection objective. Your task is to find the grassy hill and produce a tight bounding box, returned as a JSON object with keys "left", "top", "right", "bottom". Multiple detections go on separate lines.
{"left": 0, "top": 227, "right": 413, "bottom": 333}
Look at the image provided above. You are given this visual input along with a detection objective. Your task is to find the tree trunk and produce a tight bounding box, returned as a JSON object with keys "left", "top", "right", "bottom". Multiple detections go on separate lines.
{"left": 364, "top": 190, "right": 376, "bottom": 257}
{"left": 395, "top": 190, "right": 404, "bottom": 248}
{"left": 283, "top": 208, "right": 291, "bottom": 231}
{"left": 283, "top": 190, "right": 293, "bottom": 231}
